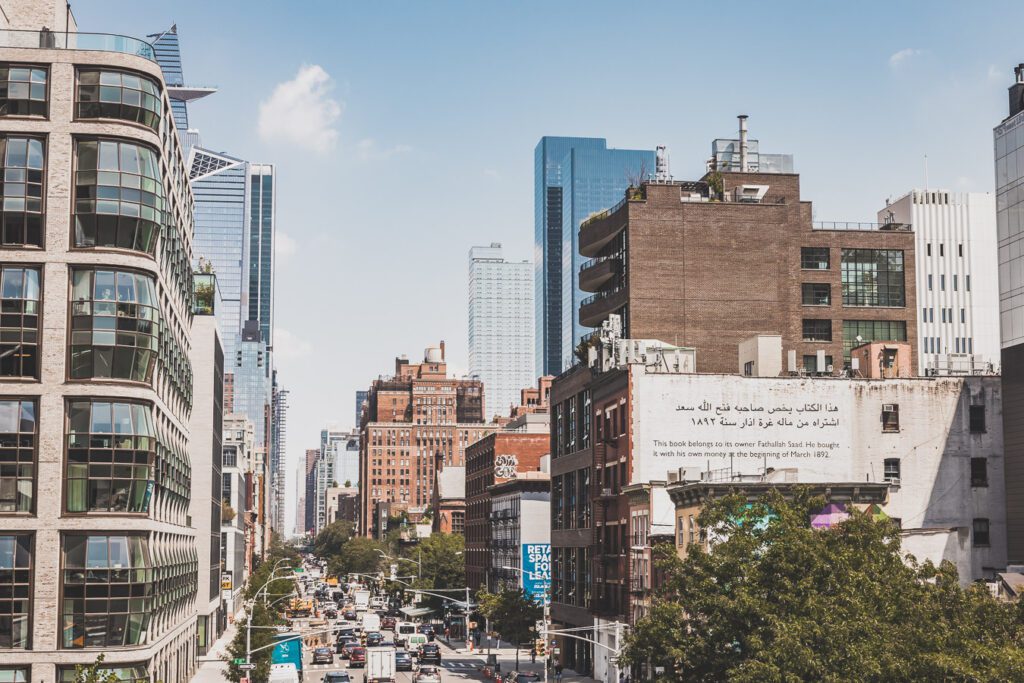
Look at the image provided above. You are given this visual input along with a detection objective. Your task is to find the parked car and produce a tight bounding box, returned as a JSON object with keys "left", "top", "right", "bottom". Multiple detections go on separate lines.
{"left": 394, "top": 650, "right": 414, "bottom": 671}
{"left": 322, "top": 672, "right": 351, "bottom": 683}
{"left": 366, "top": 632, "right": 384, "bottom": 647}
{"left": 505, "top": 673, "right": 540, "bottom": 683}
{"left": 312, "top": 647, "right": 334, "bottom": 665}
{"left": 414, "top": 666, "right": 443, "bottom": 683}
{"left": 381, "top": 616, "right": 397, "bottom": 630}
{"left": 348, "top": 647, "right": 366, "bottom": 667}
{"left": 418, "top": 643, "right": 441, "bottom": 664}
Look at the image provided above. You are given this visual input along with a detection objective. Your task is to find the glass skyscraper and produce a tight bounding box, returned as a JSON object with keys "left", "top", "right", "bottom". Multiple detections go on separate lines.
{"left": 147, "top": 25, "right": 215, "bottom": 146}
{"left": 534, "top": 137, "right": 655, "bottom": 374}
{"left": 249, "top": 164, "right": 276, "bottom": 345}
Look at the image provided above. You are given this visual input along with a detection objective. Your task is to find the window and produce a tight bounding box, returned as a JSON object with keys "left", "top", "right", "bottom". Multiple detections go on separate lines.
{"left": 940, "top": 274, "right": 945, "bottom": 291}
{"left": 0, "top": 535, "right": 30, "bottom": 648}
{"left": 0, "top": 136, "right": 44, "bottom": 247}
{"left": 953, "top": 275, "right": 958, "bottom": 291}
{"left": 959, "top": 244, "right": 963, "bottom": 257}
{"left": 62, "top": 534, "right": 152, "bottom": 648}
{"left": 800, "top": 247, "right": 830, "bottom": 270}
{"left": 928, "top": 274, "right": 933, "bottom": 291}
{"left": 961, "top": 309, "right": 965, "bottom": 323}
{"left": 842, "top": 320, "right": 907, "bottom": 359}
{"left": 743, "top": 361, "right": 754, "bottom": 376}
{"left": 65, "top": 400, "right": 155, "bottom": 513}
{"left": 882, "top": 404, "right": 899, "bottom": 433}
{"left": 0, "top": 267, "right": 39, "bottom": 378}
{"left": 969, "top": 405, "right": 986, "bottom": 434}
{"left": 0, "top": 65, "right": 47, "bottom": 117}
{"left": 939, "top": 243, "right": 944, "bottom": 257}
{"left": 883, "top": 457, "right": 901, "bottom": 482}
{"left": 926, "top": 243, "right": 931, "bottom": 256}
{"left": 801, "top": 283, "right": 830, "bottom": 306}
{"left": 802, "top": 319, "right": 832, "bottom": 341}
{"left": 972, "top": 518, "right": 990, "bottom": 547}
{"left": 802, "top": 354, "right": 833, "bottom": 374}
{"left": 0, "top": 399, "right": 36, "bottom": 513}
{"left": 73, "top": 139, "right": 163, "bottom": 255}
{"left": 76, "top": 70, "right": 161, "bottom": 130}
{"left": 840, "top": 249, "right": 905, "bottom": 306}
{"left": 0, "top": 669, "right": 28, "bottom": 683}
{"left": 966, "top": 275, "right": 971, "bottom": 292}
{"left": 971, "top": 458, "right": 988, "bottom": 487}
{"left": 59, "top": 665, "right": 147, "bottom": 683}
{"left": 69, "top": 268, "right": 160, "bottom": 382}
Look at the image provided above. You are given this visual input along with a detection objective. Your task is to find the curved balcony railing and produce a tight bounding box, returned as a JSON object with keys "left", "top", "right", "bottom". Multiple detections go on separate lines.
{"left": 0, "top": 29, "right": 156, "bottom": 61}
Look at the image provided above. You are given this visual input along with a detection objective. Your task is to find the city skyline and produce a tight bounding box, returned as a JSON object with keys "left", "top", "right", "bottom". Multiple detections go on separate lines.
{"left": 79, "top": 0, "right": 1024, "bottom": 535}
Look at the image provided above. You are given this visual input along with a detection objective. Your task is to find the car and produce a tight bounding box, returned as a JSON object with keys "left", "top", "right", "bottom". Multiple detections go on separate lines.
{"left": 322, "top": 672, "right": 351, "bottom": 683}
{"left": 418, "top": 643, "right": 441, "bottom": 664}
{"left": 336, "top": 637, "right": 358, "bottom": 657}
{"left": 395, "top": 650, "right": 414, "bottom": 671}
{"left": 417, "top": 624, "right": 435, "bottom": 635}
{"left": 365, "top": 632, "right": 384, "bottom": 647}
{"left": 343, "top": 610, "right": 357, "bottom": 621}
{"left": 504, "top": 673, "right": 540, "bottom": 683}
{"left": 324, "top": 608, "right": 338, "bottom": 619}
{"left": 414, "top": 665, "right": 443, "bottom": 683}
{"left": 336, "top": 627, "right": 357, "bottom": 639}
{"left": 312, "top": 647, "right": 334, "bottom": 664}
{"left": 381, "top": 616, "right": 397, "bottom": 630}
{"left": 348, "top": 647, "right": 366, "bottom": 667}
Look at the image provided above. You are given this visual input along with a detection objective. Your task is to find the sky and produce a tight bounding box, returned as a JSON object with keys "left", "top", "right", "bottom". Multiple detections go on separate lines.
{"left": 81, "top": 0, "right": 1023, "bottom": 534}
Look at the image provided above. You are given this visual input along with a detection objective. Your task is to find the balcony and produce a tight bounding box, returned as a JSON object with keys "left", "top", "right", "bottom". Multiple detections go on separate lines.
{"left": 0, "top": 29, "right": 157, "bottom": 61}
{"left": 579, "top": 254, "right": 622, "bottom": 293}
{"left": 579, "top": 285, "right": 627, "bottom": 328}
{"left": 579, "top": 200, "right": 629, "bottom": 257}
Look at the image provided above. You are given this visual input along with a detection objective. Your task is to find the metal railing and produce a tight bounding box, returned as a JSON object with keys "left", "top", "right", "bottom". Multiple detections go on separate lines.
{"left": 0, "top": 29, "right": 157, "bottom": 60}
{"left": 580, "top": 283, "right": 626, "bottom": 309}
{"left": 579, "top": 253, "right": 622, "bottom": 274}
{"left": 813, "top": 221, "right": 912, "bottom": 232}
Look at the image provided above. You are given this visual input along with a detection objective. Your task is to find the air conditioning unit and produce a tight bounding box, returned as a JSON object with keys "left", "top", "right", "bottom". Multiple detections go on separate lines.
{"left": 885, "top": 477, "right": 901, "bottom": 487}
{"left": 883, "top": 404, "right": 896, "bottom": 412}
{"left": 826, "top": 364, "right": 834, "bottom": 373}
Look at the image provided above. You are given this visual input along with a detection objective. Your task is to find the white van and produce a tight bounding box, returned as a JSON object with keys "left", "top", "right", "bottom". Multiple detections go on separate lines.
{"left": 395, "top": 622, "right": 418, "bottom": 646}
{"left": 269, "top": 663, "right": 300, "bottom": 683}
{"left": 406, "top": 633, "right": 428, "bottom": 655}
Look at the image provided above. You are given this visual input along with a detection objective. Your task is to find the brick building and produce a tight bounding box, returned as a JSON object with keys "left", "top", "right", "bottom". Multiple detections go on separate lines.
{"left": 578, "top": 148, "right": 917, "bottom": 375}
{"left": 465, "top": 421, "right": 550, "bottom": 591}
{"left": 358, "top": 343, "right": 492, "bottom": 536}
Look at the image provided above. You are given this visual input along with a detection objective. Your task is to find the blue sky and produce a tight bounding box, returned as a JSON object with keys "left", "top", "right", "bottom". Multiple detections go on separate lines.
{"left": 82, "top": 0, "right": 1023, "bottom": 531}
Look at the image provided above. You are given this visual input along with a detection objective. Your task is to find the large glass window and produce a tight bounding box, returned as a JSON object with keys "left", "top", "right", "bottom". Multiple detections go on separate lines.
{"left": 0, "top": 535, "right": 30, "bottom": 648}
{"left": 801, "top": 247, "right": 830, "bottom": 270}
{"left": 59, "top": 666, "right": 146, "bottom": 683}
{"left": 73, "top": 139, "right": 163, "bottom": 255}
{"left": 802, "top": 319, "right": 832, "bottom": 342}
{"left": 61, "top": 534, "right": 152, "bottom": 648}
{"left": 0, "top": 267, "right": 39, "bottom": 378}
{"left": 65, "top": 400, "right": 155, "bottom": 513}
{"left": 842, "top": 320, "right": 907, "bottom": 359}
{"left": 76, "top": 70, "right": 160, "bottom": 130}
{"left": 841, "top": 249, "right": 905, "bottom": 307}
{"left": 0, "top": 400, "right": 36, "bottom": 513}
{"left": 69, "top": 269, "right": 160, "bottom": 382}
{"left": 0, "top": 137, "right": 44, "bottom": 247}
{"left": 0, "top": 669, "right": 28, "bottom": 683}
{"left": 801, "top": 283, "right": 830, "bottom": 306}
{"left": 0, "top": 65, "right": 47, "bottom": 117}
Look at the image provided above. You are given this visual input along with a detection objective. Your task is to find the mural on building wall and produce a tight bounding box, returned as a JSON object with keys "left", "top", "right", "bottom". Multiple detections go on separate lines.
{"left": 494, "top": 454, "right": 519, "bottom": 479}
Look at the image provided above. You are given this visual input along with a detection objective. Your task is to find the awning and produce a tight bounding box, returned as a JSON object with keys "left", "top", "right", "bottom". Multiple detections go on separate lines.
{"left": 400, "top": 606, "right": 434, "bottom": 618}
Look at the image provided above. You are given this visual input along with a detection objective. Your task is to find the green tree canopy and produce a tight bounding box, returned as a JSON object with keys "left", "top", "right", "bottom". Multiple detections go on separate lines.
{"left": 407, "top": 532, "right": 465, "bottom": 612}
{"left": 476, "top": 585, "right": 542, "bottom": 669}
{"left": 621, "top": 489, "right": 1024, "bottom": 682}
{"left": 69, "top": 654, "right": 119, "bottom": 683}
{"left": 313, "top": 520, "right": 353, "bottom": 559}
{"left": 327, "top": 536, "right": 385, "bottom": 578}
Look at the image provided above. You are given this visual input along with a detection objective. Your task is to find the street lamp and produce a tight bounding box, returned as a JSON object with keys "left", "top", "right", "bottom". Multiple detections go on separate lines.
{"left": 376, "top": 549, "right": 422, "bottom": 579}
{"left": 502, "top": 565, "right": 549, "bottom": 681}
{"left": 245, "top": 568, "right": 295, "bottom": 670}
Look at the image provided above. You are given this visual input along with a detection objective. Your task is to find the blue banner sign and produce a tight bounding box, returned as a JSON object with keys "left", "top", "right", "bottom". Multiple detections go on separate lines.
{"left": 521, "top": 543, "right": 551, "bottom": 605}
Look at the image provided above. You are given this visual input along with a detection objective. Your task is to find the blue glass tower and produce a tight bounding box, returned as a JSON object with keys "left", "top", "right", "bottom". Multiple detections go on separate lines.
{"left": 146, "top": 25, "right": 215, "bottom": 141}
{"left": 248, "top": 164, "right": 275, "bottom": 346}
{"left": 534, "top": 137, "right": 655, "bottom": 374}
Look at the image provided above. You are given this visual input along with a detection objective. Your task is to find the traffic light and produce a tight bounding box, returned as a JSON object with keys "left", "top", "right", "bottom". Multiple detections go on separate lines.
{"left": 535, "top": 639, "right": 546, "bottom": 657}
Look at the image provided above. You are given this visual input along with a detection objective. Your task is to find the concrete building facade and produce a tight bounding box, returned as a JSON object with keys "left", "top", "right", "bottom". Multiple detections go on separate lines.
{"left": 0, "top": 5, "right": 200, "bottom": 681}
{"left": 881, "top": 190, "right": 1000, "bottom": 375}
{"left": 489, "top": 473, "right": 551, "bottom": 594}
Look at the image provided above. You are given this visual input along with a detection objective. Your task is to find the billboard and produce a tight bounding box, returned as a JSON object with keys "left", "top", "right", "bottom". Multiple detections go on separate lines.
{"left": 631, "top": 372, "right": 854, "bottom": 484}
{"left": 521, "top": 543, "right": 551, "bottom": 605}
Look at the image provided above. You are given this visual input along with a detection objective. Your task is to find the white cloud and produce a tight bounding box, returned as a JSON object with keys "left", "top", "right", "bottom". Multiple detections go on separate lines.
{"left": 355, "top": 138, "right": 413, "bottom": 162}
{"left": 276, "top": 231, "right": 297, "bottom": 259}
{"left": 258, "top": 64, "right": 342, "bottom": 153}
{"left": 273, "top": 328, "right": 312, "bottom": 361}
{"left": 889, "top": 48, "right": 923, "bottom": 69}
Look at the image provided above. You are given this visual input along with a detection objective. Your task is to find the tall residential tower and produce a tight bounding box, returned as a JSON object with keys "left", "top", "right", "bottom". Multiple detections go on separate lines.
{"left": 468, "top": 243, "right": 534, "bottom": 418}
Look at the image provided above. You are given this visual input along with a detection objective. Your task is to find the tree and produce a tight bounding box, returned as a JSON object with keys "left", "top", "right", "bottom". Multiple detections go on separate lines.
{"left": 313, "top": 520, "right": 352, "bottom": 559}
{"left": 620, "top": 489, "right": 1024, "bottom": 682}
{"left": 69, "top": 654, "right": 119, "bottom": 683}
{"left": 224, "top": 600, "right": 283, "bottom": 683}
{"left": 477, "top": 586, "right": 542, "bottom": 670}
{"left": 408, "top": 533, "right": 465, "bottom": 612}
{"left": 327, "top": 536, "right": 384, "bottom": 578}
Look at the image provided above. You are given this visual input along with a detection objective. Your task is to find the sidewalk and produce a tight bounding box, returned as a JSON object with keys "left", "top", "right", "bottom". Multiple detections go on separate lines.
{"left": 191, "top": 610, "right": 243, "bottom": 683}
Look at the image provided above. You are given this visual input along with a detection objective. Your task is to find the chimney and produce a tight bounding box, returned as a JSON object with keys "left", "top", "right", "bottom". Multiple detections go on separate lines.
{"left": 1011, "top": 64, "right": 1024, "bottom": 119}
{"left": 440, "top": 340, "right": 446, "bottom": 361}
{"left": 738, "top": 115, "right": 749, "bottom": 172}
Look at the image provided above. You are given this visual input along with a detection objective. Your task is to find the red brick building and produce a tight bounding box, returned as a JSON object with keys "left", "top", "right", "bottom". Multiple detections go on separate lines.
{"left": 358, "top": 343, "right": 493, "bottom": 536}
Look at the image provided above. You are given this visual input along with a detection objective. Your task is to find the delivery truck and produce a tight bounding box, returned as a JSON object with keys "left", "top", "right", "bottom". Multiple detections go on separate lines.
{"left": 365, "top": 646, "right": 396, "bottom": 683}
{"left": 271, "top": 633, "right": 304, "bottom": 681}
{"left": 353, "top": 589, "right": 371, "bottom": 611}
{"left": 362, "top": 612, "right": 381, "bottom": 634}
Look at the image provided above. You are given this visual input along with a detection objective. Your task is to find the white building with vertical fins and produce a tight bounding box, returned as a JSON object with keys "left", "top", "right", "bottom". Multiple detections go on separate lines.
{"left": 879, "top": 190, "right": 1000, "bottom": 375}
{"left": 468, "top": 243, "right": 534, "bottom": 418}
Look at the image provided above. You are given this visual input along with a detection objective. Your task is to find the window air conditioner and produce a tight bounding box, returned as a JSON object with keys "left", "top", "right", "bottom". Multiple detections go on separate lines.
{"left": 883, "top": 404, "right": 896, "bottom": 412}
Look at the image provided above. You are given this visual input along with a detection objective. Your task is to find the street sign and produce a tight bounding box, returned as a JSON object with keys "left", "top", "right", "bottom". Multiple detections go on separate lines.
{"left": 232, "top": 659, "right": 246, "bottom": 666}
{"left": 238, "top": 664, "right": 256, "bottom": 671}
